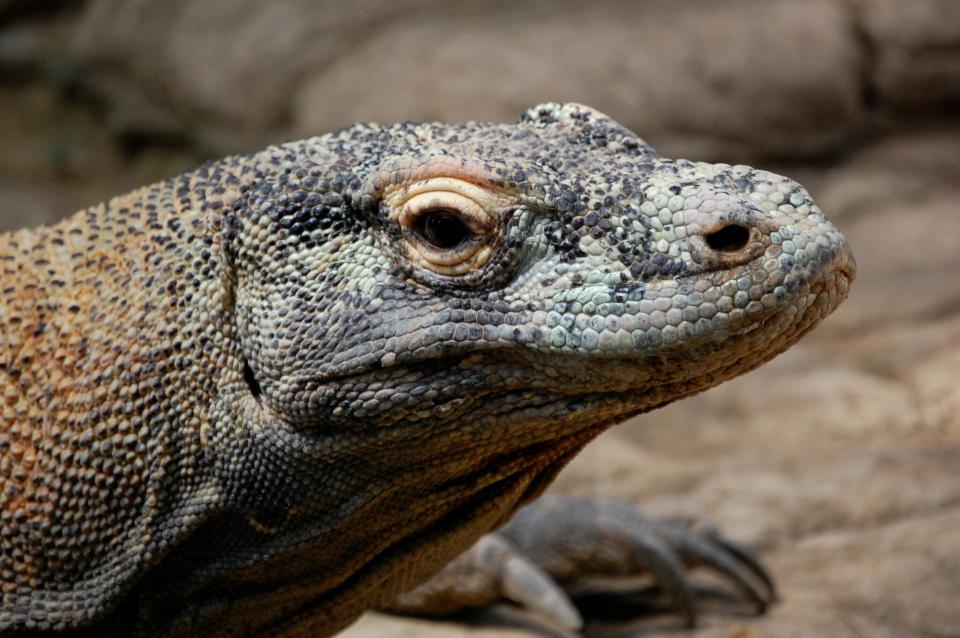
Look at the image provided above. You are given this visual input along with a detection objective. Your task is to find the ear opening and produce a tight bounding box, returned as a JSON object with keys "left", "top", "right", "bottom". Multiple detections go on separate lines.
{"left": 242, "top": 357, "right": 262, "bottom": 401}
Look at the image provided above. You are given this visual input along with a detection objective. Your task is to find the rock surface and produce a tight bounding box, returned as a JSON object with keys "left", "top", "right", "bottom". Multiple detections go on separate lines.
{"left": 4, "top": 0, "right": 958, "bottom": 162}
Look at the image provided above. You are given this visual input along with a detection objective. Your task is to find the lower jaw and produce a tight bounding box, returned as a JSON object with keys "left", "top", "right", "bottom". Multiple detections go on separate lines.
{"left": 549, "top": 267, "right": 853, "bottom": 427}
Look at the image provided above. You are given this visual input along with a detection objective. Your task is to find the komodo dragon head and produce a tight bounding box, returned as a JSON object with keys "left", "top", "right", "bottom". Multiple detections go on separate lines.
{"left": 185, "top": 102, "right": 854, "bottom": 635}
{"left": 0, "top": 103, "right": 854, "bottom": 636}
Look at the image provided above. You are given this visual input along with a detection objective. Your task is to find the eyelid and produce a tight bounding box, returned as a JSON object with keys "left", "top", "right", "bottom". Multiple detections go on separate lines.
{"left": 387, "top": 177, "right": 505, "bottom": 227}
{"left": 415, "top": 237, "right": 492, "bottom": 268}
{"left": 398, "top": 191, "right": 495, "bottom": 234}
{"left": 391, "top": 177, "right": 502, "bottom": 208}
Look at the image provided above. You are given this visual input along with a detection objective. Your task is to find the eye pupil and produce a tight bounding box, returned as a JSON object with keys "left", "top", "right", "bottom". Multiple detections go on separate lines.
{"left": 420, "top": 210, "right": 470, "bottom": 249}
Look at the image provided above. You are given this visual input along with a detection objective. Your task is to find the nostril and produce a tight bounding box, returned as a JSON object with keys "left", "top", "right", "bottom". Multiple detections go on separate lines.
{"left": 705, "top": 224, "right": 750, "bottom": 252}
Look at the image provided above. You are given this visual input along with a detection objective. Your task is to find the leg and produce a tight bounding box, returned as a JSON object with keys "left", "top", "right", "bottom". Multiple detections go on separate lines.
{"left": 387, "top": 495, "right": 776, "bottom": 630}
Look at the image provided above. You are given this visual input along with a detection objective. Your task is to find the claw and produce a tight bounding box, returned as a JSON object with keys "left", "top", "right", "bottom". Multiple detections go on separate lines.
{"left": 708, "top": 532, "right": 779, "bottom": 602}
{"left": 502, "top": 555, "right": 583, "bottom": 631}
{"left": 676, "top": 534, "right": 772, "bottom": 613}
{"left": 628, "top": 533, "right": 698, "bottom": 627}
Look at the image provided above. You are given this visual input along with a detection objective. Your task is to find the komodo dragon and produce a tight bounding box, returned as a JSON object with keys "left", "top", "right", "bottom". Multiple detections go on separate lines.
{"left": 0, "top": 103, "right": 854, "bottom": 636}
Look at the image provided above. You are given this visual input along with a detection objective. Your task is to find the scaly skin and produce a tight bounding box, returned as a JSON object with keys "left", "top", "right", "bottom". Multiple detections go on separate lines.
{"left": 0, "top": 103, "right": 854, "bottom": 636}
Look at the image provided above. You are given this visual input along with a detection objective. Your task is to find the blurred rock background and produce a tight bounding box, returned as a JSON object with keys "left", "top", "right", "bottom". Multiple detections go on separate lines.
{"left": 1, "top": 1, "right": 958, "bottom": 636}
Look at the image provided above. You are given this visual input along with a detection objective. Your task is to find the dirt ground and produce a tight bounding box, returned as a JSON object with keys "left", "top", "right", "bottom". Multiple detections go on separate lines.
{"left": 1, "top": 2, "right": 958, "bottom": 637}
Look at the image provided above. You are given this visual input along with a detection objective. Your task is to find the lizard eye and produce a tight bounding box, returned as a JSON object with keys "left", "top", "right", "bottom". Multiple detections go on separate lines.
{"left": 396, "top": 187, "right": 499, "bottom": 276}
{"left": 416, "top": 209, "right": 471, "bottom": 249}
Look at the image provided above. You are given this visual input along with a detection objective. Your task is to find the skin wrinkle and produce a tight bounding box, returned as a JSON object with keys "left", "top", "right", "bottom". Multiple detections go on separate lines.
{"left": 0, "top": 103, "right": 853, "bottom": 636}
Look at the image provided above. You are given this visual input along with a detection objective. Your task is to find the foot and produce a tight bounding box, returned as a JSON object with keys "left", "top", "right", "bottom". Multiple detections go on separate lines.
{"left": 387, "top": 495, "right": 776, "bottom": 631}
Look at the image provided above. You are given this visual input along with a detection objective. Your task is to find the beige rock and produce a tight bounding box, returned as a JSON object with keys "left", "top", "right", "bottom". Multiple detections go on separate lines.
{"left": 71, "top": 0, "right": 434, "bottom": 128}
{"left": 67, "top": 0, "right": 874, "bottom": 161}
{"left": 16, "top": 0, "right": 955, "bottom": 163}
{"left": 825, "top": 194, "right": 960, "bottom": 331}
{"left": 798, "top": 130, "right": 960, "bottom": 334}
{"left": 856, "top": 0, "right": 960, "bottom": 111}
{"left": 292, "top": 0, "right": 864, "bottom": 161}
{"left": 906, "top": 331, "right": 960, "bottom": 430}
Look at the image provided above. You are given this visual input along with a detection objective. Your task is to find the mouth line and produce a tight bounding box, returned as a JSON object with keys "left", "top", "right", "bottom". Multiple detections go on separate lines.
{"left": 298, "top": 245, "right": 856, "bottom": 393}
{"left": 731, "top": 259, "right": 850, "bottom": 338}
{"left": 833, "top": 261, "right": 856, "bottom": 283}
